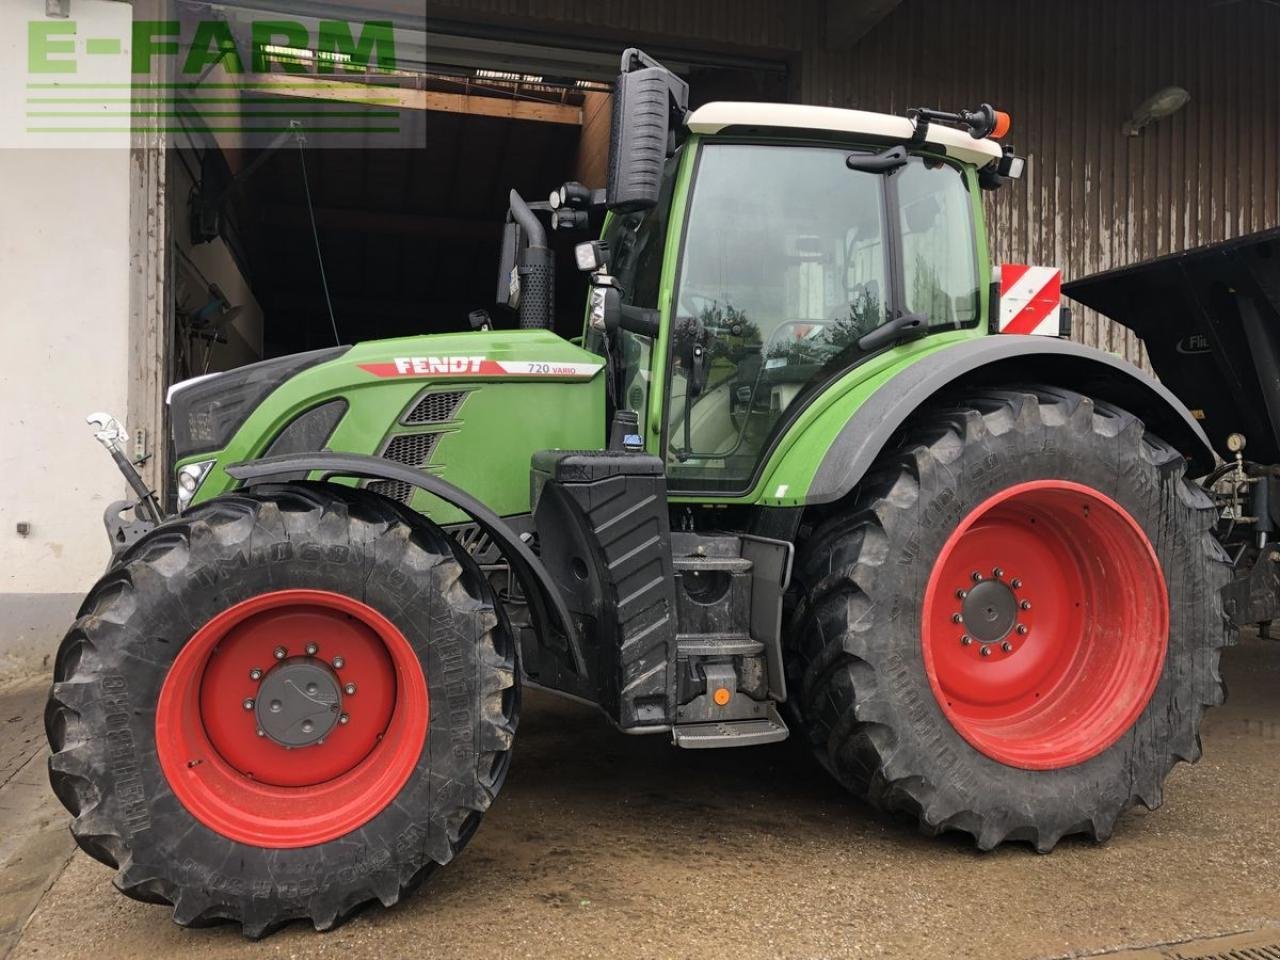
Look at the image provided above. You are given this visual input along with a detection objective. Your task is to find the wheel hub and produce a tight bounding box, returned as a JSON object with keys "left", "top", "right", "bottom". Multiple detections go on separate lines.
{"left": 253, "top": 659, "right": 342, "bottom": 747}
{"left": 921, "top": 480, "right": 1169, "bottom": 770}
{"left": 155, "top": 589, "right": 429, "bottom": 848}
{"left": 960, "top": 578, "right": 1018, "bottom": 644}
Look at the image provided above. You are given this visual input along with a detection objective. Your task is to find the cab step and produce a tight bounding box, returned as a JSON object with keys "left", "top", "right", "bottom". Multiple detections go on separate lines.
{"left": 671, "top": 703, "right": 789, "bottom": 749}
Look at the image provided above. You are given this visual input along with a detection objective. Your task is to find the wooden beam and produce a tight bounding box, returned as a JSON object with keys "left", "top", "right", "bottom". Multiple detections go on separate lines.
{"left": 423, "top": 91, "right": 582, "bottom": 125}
{"left": 260, "top": 204, "right": 502, "bottom": 241}
{"left": 239, "top": 73, "right": 429, "bottom": 108}
{"left": 233, "top": 75, "right": 582, "bottom": 124}
{"left": 825, "top": 0, "right": 905, "bottom": 48}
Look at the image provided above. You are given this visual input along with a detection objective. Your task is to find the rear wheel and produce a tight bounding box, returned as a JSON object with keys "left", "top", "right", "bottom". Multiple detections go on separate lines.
{"left": 46, "top": 483, "right": 517, "bottom": 936}
{"left": 786, "top": 387, "right": 1232, "bottom": 850}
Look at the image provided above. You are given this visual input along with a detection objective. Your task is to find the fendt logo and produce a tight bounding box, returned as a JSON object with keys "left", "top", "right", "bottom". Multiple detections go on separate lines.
{"left": 29, "top": 19, "right": 396, "bottom": 77}
{"left": 1176, "top": 333, "right": 1212, "bottom": 355}
{"left": 393, "top": 357, "right": 486, "bottom": 375}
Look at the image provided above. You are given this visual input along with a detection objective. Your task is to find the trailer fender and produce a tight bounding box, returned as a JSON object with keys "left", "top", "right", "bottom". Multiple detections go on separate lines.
{"left": 225, "top": 452, "right": 584, "bottom": 672}
{"left": 805, "top": 335, "right": 1216, "bottom": 505}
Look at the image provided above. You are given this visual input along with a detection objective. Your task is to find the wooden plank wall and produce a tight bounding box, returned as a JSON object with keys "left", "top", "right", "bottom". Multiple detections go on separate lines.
{"left": 574, "top": 90, "right": 612, "bottom": 188}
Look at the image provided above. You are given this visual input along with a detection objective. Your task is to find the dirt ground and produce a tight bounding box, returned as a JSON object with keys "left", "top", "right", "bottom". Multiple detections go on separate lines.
{"left": 3, "top": 634, "right": 1279, "bottom": 960}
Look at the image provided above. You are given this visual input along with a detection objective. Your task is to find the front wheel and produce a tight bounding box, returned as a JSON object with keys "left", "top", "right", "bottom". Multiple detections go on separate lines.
{"left": 786, "top": 386, "right": 1232, "bottom": 851}
{"left": 46, "top": 483, "right": 517, "bottom": 936}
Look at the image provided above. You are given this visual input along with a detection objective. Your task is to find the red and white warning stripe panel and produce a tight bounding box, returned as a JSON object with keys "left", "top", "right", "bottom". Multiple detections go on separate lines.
{"left": 359, "top": 356, "right": 604, "bottom": 379}
{"left": 997, "top": 264, "right": 1063, "bottom": 336}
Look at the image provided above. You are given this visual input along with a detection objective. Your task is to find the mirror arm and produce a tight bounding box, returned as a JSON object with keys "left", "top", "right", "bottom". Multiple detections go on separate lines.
{"left": 619, "top": 304, "right": 660, "bottom": 338}
{"left": 619, "top": 47, "right": 689, "bottom": 122}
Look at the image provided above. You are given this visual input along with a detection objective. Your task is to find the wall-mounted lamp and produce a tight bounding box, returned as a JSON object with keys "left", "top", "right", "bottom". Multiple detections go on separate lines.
{"left": 1123, "top": 86, "right": 1191, "bottom": 136}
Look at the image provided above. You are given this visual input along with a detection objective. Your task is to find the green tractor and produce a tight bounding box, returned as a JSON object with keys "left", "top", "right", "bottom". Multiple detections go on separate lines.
{"left": 49, "top": 49, "right": 1231, "bottom": 936}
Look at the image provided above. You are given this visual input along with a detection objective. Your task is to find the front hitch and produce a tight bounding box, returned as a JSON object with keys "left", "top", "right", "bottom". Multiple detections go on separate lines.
{"left": 87, "top": 412, "right": 165, "bottom": 558}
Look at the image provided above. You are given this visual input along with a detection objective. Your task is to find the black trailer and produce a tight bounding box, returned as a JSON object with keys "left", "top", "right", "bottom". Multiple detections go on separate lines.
{"left": 1066, "top": 227, "right": 1280, "bottom": 631}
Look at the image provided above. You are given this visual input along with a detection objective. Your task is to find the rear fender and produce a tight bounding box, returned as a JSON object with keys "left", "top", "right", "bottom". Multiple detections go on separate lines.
{"left": 801, "top": 336, "right": 1216, "bottom": 505}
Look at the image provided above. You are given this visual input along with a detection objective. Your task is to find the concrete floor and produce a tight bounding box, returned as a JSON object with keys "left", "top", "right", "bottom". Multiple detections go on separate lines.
{"left": 3, "top": 635, "right": 1279, "bottom": 960}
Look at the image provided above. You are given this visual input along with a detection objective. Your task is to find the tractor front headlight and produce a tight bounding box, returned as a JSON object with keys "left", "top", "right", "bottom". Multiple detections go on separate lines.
{"left": 176, "top": 460, "right": 215, "bottom": 511}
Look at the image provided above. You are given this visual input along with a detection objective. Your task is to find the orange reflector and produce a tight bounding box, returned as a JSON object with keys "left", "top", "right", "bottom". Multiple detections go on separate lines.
{"left": 713, "top": 687, "right": 732, "bottom": 706}
{"left": 991, "top": 110, "right": 1012, "bottom": 139}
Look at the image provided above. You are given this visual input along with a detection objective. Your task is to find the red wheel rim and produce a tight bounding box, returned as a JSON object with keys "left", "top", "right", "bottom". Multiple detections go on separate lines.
{"left": 921, "top": 480, "right": 1168, "bottom": 770}
{"left": 155, "top": 589, "right": 428, "bottom": 848}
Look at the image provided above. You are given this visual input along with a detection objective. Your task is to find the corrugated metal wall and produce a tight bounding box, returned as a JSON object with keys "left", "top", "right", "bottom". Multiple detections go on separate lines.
{"left": 806, "top": 0, "right": 1280, "bottom": 364}
{"left": 428, "top": 0, "right": 1280, "bottom": 363}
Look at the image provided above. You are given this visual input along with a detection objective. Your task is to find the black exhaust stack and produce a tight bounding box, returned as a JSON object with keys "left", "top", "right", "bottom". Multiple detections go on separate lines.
{"left": 507, "top": 189, "right": 554, "bottom": 330}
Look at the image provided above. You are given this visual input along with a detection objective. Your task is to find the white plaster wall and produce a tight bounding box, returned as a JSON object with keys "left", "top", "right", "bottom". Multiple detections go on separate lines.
{"left": 0, "top": 0, "right": 134, "bottom": 670}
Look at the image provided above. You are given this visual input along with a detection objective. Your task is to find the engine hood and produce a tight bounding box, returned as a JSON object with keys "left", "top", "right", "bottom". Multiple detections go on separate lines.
{"left": 178, "top": 330, "right": 607, "bottom": 524}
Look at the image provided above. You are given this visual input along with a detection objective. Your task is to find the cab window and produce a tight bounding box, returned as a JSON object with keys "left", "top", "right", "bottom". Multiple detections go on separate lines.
{"left": 666, "top": 143, "right": 889, "bottom": 491}
{"left": 898, "top": 159, "right": 980, "bottom": 327}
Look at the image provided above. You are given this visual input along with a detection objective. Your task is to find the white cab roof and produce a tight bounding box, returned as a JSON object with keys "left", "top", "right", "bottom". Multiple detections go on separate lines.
{"left": 686, "top": 102, "right": 1004, "bottom": 167}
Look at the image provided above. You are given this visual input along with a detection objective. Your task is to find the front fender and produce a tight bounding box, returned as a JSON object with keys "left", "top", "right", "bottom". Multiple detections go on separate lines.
{"left": 763, "top": 335, "right": 1215, "bottom": 507}
{"left": 225, "top": 453, "right": 584, "bottom": 671}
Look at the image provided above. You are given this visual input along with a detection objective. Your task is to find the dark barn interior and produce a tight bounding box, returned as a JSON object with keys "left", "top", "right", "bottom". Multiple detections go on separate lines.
{"left": 173, "top": 10, "right": 791, "bottom": 365}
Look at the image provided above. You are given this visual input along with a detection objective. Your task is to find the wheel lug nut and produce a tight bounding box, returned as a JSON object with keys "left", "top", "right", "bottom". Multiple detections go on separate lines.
{"left": 960, "top": 635, "right": 973, "bottom": 646}
{"left": 332, "top": 656, "right": 345, "bottom": 670}
{"left": 249, "top": 667, "right": 263, "bottom": 681}
{"left": 992, "top": 567, "right": 1004, "bottom": 579}
{"left": 242, "top": 697, "right": 254, "bottom": 710}
{"left": 979, "top": 645, "right": 992, "bottom": 657}
{"left": 305, "top": 642, "right": 319, "bottom": 656}
{"left": 338, "top": 713, "right": 350, "bottom": 725}
{"left": 956, "top": 589, "right": 968, "bottom": 600}
{"left": 344, "top": 682, "right": 357, "bottom": 695}
{"left": 1020, "top": 599, "right": 1032, "bottom": 610}
{"left": 951, "top": 613, "right": 963, "bottom": 624}
{"left": 1016, "top": 624, "right": 1029, "bottom": 635}
{"left": 971, "top": 571, "right": 983, "bottom": 582}
{"left": 273, "top": 646, "right": 287, "bottom": 661}
{"left": 1001, "top": 641, "right": 1013, "bottom": 653}
{"left": 1011, "top": 578, "right": 1022, "bottom": 589}
{"left": 301, "top": 720, "right": 314, "bottom": 734}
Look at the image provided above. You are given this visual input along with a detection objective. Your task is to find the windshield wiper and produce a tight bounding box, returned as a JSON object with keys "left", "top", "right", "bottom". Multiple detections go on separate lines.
{"left": 857, "top": 310, "right": 928, "bottom": 353}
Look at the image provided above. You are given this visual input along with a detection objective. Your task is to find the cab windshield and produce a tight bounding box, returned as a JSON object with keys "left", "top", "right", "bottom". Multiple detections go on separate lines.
{"left": 667, "top": 142, "right": 979, "bottom": 492}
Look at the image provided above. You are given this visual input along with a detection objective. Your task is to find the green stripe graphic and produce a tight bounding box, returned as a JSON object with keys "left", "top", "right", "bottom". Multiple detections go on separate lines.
{"left": 27, "top": 110, "right": 400, "bottom": 118}
{"left": 28, "top": 97, "right": 402, "bottom": 105}
{"left": 27, "top": 126, "right": 402, "bottom": 133}
{"left": 26, "top": 81, "right": 408, "bottom": 90}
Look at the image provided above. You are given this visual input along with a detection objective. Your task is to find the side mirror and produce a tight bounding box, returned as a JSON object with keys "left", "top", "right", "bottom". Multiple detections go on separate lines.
{"left": 606, "top": 49, "right": 688, "bottom": 213}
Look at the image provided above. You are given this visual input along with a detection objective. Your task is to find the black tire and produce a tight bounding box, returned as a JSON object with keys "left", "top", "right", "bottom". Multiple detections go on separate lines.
{"left": 45, "top": 482, "right": 517, "bottom": 937}
{"left": 785, "top": 386, "right": 1233, "bottom": 851}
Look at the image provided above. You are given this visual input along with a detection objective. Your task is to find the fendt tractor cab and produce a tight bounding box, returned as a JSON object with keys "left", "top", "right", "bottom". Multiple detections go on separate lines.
{"left": 54, "top": 50, "right": 1229, "bottom": 936}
